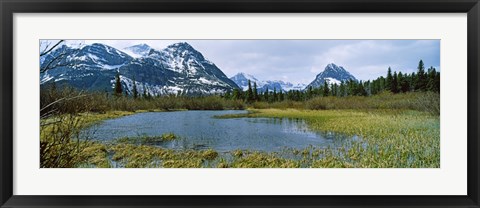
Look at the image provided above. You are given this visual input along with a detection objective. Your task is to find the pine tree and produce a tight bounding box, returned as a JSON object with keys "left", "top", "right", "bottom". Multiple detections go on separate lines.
{"left": 357, "top": 81, "right": 367, "bottom": 96}
{"left": 132, "top": 76, "right": 138, "bottom": 99}
{"left": 398, "top": 72, "right": 409, "bottom": 93}
{"left": 415, "top": 60, "right": 426, "bottom": 91}
{"left": 391, "top": 71, "right": 398, "bottom": 93}
{"left": 253, "top": 82, "right": 258, "bottom": 101}
{"left": 434, "top": 71, "right": 440, "bottom": 92}
{"left": 386, "top": 67, "right": 393, "bottom": 91}
{"left": 264, "top": 87, "right": 269, "bottom": 101}
{"left": 323, "top": 80, "right": 329, "bottom": 96}
{"left": 279, "top": 90, "right": 284, "bottom": 101}
{"left": 333, "top": 83, "right": 339, "bottom": 96}
{"left": 273, "top": 88, "right": 277, "bottom": 102}
{"left": 232, "top": 88, "right": 240, "bottom": 100}
{"left": 224, "top": 91, "right": 232, "bottom": 100}
{"left": 410, "top": 72, "right": 417, "bottom": 91}
{"left": 426, "top": 66, "right": 437, "bottom": 92}
{"left": 246, "top": 80, "right": 253, "bottom": 102}
{"left": 114, "top": 72, "right": 122, "bottom": 97}
{"left": 142, "top": 85, "right": 148, "bottom": 99}
{"left": 339, "top": 82, "right": 346, "bottom": 97}
{"left": 306, "top": 86, "right": 313, "bottom": 99}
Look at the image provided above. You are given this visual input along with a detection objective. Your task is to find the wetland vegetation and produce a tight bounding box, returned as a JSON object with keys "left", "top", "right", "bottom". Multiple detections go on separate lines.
{"left": 40, "top": 89, "right": 440, "bottom": 168}
{"left": 39, "top": 39, "right": 440, "bottom": 168}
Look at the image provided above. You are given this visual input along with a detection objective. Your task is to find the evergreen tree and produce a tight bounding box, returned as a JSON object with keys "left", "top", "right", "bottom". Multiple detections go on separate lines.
{"left": 415, "top": 60, "right": 426, "bottom": 91}
{"left": 339, "top": 82, "right": 346, "bottom": 97}
{"left": 279, "top": 90, "right": 284, "bottom": 101}
{"left": 273, "top": 88, "right": 277, "bottom": 102}
{"left": 386, "top": 67, "right": 393, "bottom": 91}
{"left": 253, "top": 82, "right": 258, "bottom": 101}
{"left": 323, "top": 80, "right": 329, "bottom": 96}
{"left": 379, "top": 76, "right": 386, "bottom": 92}
{"left": 357, "top": 81, "right": 367, "bottom": 96}
{"left": 232, "top": 88, "right": 240, "bottom": 100}
{"left": 224, "top": 91, "right": 231, "bottom": 100}
{"left": 114, "top": 72, "right": 122, "bottom": 97}
{"left": 426, "top": 66, "right": 437, "bottom": 92}
{"left": 391, "top": 71, "right": 398, "bottom": 93}
{"left": 142, "top": 85, "right": 148, "bottom": 99}
{"left": 398, "top": 72, "right": 409, "bottom": 93}
{"left": 132, "top": 76, "right": 138, "bottom": 99}
{"left": 246, "top": 80, "right": 254, "bottom": 102}
{"left": 264, "top": 87, "right": 269, "bottom": 101}
{"left": 434, "top": 71, "right": 440, "bottom": 92}
{"left": 306, "top": 86, "right": 313, "bottom": 99}
{"left": 295, "top": 90, "right": 301, "bottom": 101}
{"left": 410, "top": 72, "right": 417, "bottom": 91}
{"left": 331, "top": 84, "right": 337, "bottom": 96}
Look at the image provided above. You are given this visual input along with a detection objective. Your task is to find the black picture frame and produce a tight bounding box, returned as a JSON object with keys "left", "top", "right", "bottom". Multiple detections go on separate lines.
{"left": 1, "top": 0, "right": 479, "bottom": 207}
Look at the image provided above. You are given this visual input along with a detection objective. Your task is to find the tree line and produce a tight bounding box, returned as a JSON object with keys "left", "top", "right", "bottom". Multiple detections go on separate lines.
{"left": 112, "top": 59, "right": 439, "bottom": 102}
{"left": 223, "top": 60, "right": 440, "bottom": 103}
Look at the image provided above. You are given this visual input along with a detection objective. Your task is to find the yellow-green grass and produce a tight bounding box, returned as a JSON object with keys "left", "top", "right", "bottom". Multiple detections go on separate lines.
{"left": 42, "top": 108, "right": 439, "bottom": 168}
{"left": 239, "top": 109, "right": 440, "bottom": 168}
{"left": 79, "top": 143, "right": 219, "bottom": 168}
{"left": 113, "top": 133, "right": 177, "bottom": 145}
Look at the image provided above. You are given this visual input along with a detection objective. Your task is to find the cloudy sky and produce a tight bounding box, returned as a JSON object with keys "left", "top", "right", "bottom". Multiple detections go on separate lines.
{"left": 63, "top": 39, "right": 440, "bottom": 84}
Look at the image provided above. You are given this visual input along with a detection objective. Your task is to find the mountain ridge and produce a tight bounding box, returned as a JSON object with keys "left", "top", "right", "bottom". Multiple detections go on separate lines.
{"left": 306, "top": 63, "right": 357, "bottom": 88}
{"left": 40, "top": 42, "right": 239, "bottom": 96}
{"left": 229, "top": 73, "right": 306, "bottom": 92}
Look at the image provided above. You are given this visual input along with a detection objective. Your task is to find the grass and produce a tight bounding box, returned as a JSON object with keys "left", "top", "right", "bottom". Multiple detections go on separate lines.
{"left": 74, "top": 107, "right": 439, "bottom": 168}
{"left": 41, "top": 91, "right": 440, "bottom": 168}
{"left": 240, "top": 109, "right": 440, "bottom": 168}
{"left": 45, "top": 108, "right": 440, "bottom": 168}
{"left": 113, "top": 133, "right": 177, "bottom": 145}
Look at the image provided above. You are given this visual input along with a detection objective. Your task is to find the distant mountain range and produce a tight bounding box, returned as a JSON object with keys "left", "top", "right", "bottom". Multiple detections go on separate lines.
{"left": 40, "top": 42, "right": 357, "bottom": 95}
{"left": 229, "top": 73, "right": 306, "bottom": 93}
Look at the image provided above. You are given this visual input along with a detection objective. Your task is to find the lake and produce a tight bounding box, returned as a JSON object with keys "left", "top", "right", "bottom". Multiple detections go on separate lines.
{"left": 85, "top": 110, "right": 357, "bottom": 152}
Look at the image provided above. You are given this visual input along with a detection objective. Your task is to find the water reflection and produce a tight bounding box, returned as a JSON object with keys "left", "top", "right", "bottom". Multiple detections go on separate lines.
{"left": 85, "top": 110, "right": 358, "bottom": 152}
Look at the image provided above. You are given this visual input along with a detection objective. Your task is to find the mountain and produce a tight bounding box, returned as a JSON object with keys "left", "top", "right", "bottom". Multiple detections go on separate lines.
{"left": 40, "top": 42, "right": 239, "bottom": 96}
{"left": 306, "top": 63, "right": 357, "bottom": 88}
{"left": 229, "top": 73, "right": 306, "bottom": 92}
{"left": 229, "top": 73, "right": 261, "bottom": 91}
{"left": 122, "top": 44, "right": 153, "bottom": 58}
{"left": 40, "top": 43, "right": 134, "bottom": 91}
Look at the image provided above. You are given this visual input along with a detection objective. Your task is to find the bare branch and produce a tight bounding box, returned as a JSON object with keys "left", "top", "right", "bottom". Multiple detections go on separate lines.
{"left": 40, "top": 40, "right": 64, "bottom": 57}
{"left": 40, "top": 94, "right": 86, "bottom": 113}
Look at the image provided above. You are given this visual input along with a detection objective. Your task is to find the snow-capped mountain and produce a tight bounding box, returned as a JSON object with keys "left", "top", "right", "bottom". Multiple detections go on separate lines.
{"left": 122, "top": 44, "right": 153, "bottom": 58}
{"left": 229, "top": 73, "right": 306, "bottom": 92}
{"left": 40, "top": 42, "right": 239, "bottom": 95}
{"left": 306, "top": 63, "right": 357, "bottom": 88}
{"left": 229, "top": 73, "right": 262, "bottom": 91}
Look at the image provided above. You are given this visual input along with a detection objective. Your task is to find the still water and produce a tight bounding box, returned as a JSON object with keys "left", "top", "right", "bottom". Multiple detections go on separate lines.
{"left": 86, "top": 110, "right": 357, "bottom": 152}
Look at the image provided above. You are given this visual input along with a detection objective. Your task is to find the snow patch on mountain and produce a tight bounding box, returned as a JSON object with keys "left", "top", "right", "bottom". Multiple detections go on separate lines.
{"left": 306, "top": 63, "right": 357, "bottom": 89}
{"left": 123, "top": 44, "right": 152, "bottom": 58}
{"left": 324, "top": 77, "right": 341, "bottom": 85}
{"left": 40, "top": 42, "right": 239, "bottom": 95}
{"left": 230, "top": 73, "right": 306, "bottom": 92}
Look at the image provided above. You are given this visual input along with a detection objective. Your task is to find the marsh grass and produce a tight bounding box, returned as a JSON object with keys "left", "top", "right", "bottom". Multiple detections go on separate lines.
{"left": 49, "top": 107, "right": 439, "bottom": 168}
{"left": 113, "top": 133, "right": 177, "bottom": 145}
{"left": 241, "top": 109, "right": 440, "bottom": 168}
{"left": 40, "top": 89, "right": 439, "bottom": 168}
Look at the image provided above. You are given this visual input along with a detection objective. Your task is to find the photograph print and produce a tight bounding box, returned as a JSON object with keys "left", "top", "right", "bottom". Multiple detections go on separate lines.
{"left": 40, "top": 39, "right": 440, "bottom": 168}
